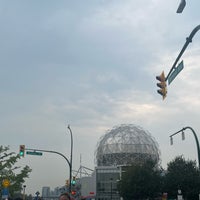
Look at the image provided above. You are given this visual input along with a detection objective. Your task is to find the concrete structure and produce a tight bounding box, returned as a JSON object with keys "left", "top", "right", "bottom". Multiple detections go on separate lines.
{"left": 42, "top": 187, "right": 50, "bottom": 198}
{"left": 80, "top": 175, "right": 96, "bottom": 199}
{"left": 95, "top": 166, "right": 121, "bottom": 200}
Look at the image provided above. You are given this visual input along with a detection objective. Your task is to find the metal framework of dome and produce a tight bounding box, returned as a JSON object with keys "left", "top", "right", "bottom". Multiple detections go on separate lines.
{"left": 95, "top": 124, "right": 160, "bottom": 166}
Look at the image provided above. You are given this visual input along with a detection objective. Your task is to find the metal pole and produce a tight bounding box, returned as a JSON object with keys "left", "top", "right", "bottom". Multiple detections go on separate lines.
{"left": 166, "top": 24, "right": 200, "bottom": 81}
{"left": 110, "top": 178, "right": 113, "bottom": 200}
{"left": 25, "top": 148, "right": 71, "bottom": 168}
{"left": 169, "top": 126, "right": 200, "bottom": 168}
{"left": 184, "top": 127, "right": 200, "bottom": 168}
{"left": 176, "top": 0, "right": 186, "bottom": 13}
{"left": 23, "top": 185, "right": 26, "bottom": 200}
{"left": 67, "top": 125, "right": 73, "bottom": 194}
{"left": 25, "top": 148, "right": 72, "bottom": 199}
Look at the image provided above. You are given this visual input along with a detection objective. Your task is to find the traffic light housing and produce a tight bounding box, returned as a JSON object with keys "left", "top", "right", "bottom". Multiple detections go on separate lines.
{"left": 156, "top": 71, "right": 167, "bottom": 100}
{"left": 71, "top": 190, "right": 76, "bottom": 196}
{"left": 19, "top": 145, "right": 25, "bottom": 157}
{"left": 71, "top": 176, "right": 76, "bottom": 186}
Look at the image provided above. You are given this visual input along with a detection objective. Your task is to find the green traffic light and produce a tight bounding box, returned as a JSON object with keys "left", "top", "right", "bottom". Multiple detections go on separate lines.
{"left": 19, "top": 145, "right": 25, "bottom": 157}
{"left": 71, "top": 176, "right": 76, "bottom": 186}
{"left": 20, "top": 151, "right": 24, "bottom": 156}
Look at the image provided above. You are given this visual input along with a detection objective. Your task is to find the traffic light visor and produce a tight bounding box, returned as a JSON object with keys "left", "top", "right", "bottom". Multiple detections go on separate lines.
{"left": 156, "top": 71, "right": 165, "bottom": 82}
{"left": 157, "top": 82, "right": 166, "bottom": 88}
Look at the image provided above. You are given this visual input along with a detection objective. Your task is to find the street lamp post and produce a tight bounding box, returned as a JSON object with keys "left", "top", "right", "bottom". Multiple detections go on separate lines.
{"left": 23, "top": 185, "right": 26, "bottom": 200}
{"left": 170, "top": 126, "right": 200, "bottom": 168}
{"left": 110, "top": 178, "right": 113, "bottom": 200}
{"left": 67, "top": 125, "right": 73, "bottom": 194}
{"left": 177, "top": 0, "right": 186, "bottom": 13}
{"left": 35, "top": 191, "right": 40, "bottom": 200}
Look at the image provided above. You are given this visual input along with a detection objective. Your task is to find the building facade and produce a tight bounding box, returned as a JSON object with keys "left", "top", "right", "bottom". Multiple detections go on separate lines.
{"left": 95, "top": 166, "right": 121, "bottom": 200}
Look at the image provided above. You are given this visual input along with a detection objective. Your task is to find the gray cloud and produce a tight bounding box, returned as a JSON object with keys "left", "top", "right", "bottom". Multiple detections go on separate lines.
{"left": 1, "top": 0, "right": 200, "bottom": 195}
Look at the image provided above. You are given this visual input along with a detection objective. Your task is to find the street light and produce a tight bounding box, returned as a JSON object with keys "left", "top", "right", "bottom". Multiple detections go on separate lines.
{"left": 67, "top": 125, "right": 73, "bottom": 194}
{"left": 177, "top": 0, "right": 186, "bottom": 13}
{"left": 169, "top": 126, "right": 200, "bottom": 168}
{"left": 23, "top": 185, "right": 26, "bottom": 200}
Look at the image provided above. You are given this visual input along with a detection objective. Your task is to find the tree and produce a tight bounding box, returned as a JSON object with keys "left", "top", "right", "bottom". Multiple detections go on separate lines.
{"left": 118, "top": 159, "right": 163, "bottom": 200}
{"left": 0, "top": 145, "right": 32, "bottom": 197}
{"left": 164, "top": 155, "right": 200, "bottom": 200}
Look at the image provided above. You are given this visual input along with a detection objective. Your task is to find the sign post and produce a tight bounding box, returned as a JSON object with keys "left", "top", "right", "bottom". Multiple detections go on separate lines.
{"left": 2, "top": 179, "right": 10, "bottom": 199}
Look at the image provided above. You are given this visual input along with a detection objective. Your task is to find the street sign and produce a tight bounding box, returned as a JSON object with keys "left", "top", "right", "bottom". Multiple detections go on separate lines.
{"left": 26, "top": 151, "right": 43, "bottom": 156}
{"left": 2, "top": 179, "right": 10, "bottom": 188}
{"left": 2, "top": 188, "right": 9, "bottom": 199}
{"left": 2, "top": 188, "right": 9, "bottom": 195}
{"left": 168, "top": 60, "right": 184, "bottom": 85}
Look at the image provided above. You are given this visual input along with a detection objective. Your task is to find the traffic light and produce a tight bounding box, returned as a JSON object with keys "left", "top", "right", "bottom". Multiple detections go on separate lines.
{"left": 71, "top": 176, "right": 76, "bottom": 186}
{"left": 19, "top": 145, "right": 25, "bottom": 157}
{"left": 182, "top": 131, "right": 185, "bottom": 140}
{"left": 71, "top": 190, "right": 76, "bottom": 196}
{"left": 156, "top": 71, "right": 167, "bottom": 100}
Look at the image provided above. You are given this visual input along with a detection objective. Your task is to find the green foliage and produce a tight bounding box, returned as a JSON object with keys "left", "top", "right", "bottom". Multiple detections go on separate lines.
{"left": 164, "top": 155, "right": 200, "bottom": 200}
{"left": 0, "top": 145, "right": 32, "bottom": 197}
{"left": 119, "top": 159, "right": 163, "bottom": 200}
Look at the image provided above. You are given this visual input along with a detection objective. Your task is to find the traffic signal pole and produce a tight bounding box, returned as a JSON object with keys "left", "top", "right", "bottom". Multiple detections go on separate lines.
{"left": 156, "top": 24, "right": 200, "bottom": 99}
{"left": 165, "top": 24, "right": 200, "bottom": 81}
{"left": 20, "top": 125, "right": 74, "bottom": 196}
{"left": 25, "top": 147, "right": 71, "bottom": 181}
{"left": 169, "top": 126, "right": 200, "bottom": 169}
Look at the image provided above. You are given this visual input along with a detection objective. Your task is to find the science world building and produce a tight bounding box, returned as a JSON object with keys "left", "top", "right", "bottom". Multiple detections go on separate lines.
{"left": 94, "top": 124, "right": 161, "bottom": 200}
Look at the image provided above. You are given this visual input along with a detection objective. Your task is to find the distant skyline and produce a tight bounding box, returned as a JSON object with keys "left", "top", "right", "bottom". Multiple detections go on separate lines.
{"left": 1, "top": 0, "right": 200, "bottom": 195}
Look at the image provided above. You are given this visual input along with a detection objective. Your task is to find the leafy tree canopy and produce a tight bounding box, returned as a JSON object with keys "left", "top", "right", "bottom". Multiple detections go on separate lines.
{"left": 0, "top": 145, "right": 32, "bottom": 197}
{"left": 119, "top": 159, "right": 163, "bottom": 200}
{"left": 164, "top": 155, "right": 200, "bottom": 200}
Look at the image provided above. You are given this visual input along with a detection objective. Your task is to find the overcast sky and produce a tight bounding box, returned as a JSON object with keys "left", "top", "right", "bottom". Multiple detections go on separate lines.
{"left": 1, "top": 0, "right": 200, "bottom": 196}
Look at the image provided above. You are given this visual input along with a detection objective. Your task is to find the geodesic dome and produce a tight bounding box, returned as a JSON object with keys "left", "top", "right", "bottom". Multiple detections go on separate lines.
{"left": 95, "top": 124, "right": 160, "bottom": 166}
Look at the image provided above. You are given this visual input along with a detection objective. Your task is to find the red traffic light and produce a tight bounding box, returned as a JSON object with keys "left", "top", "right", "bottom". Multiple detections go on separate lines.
{"left": 71, "top": 190, "right": 76, "bottom": 195}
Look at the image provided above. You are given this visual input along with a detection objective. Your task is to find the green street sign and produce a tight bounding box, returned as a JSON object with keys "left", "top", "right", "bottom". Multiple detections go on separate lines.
{"left": 26, "top": 151, "right": 43, "bottom": 156}
{"left": 168, "top": 60, "right": 184, "bottom": 85}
